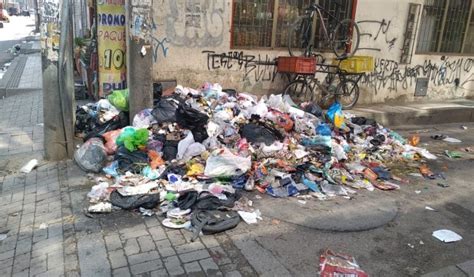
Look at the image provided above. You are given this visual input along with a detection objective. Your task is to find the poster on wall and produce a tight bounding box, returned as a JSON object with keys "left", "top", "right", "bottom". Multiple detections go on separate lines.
{"left": 97, "top": 0, "right": 126, "bottom": 96}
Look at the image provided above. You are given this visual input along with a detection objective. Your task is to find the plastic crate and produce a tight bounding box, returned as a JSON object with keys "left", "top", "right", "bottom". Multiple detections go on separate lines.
{"left": 335, "top": 56, "right": 374, "bottom": 73}
{"left": 277, "top": 56, "right": 316, "bottom": 75}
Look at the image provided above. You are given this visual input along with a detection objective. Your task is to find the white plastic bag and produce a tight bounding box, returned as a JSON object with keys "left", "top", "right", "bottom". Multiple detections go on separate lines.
{"left": 183, "top": 143, "right": 206, "bottom": 161}
{"left": 177, "top": 131, "right": 194, "bottom": 160}
{"left": 133, "top": 109, "right": 156, "bottom": 128}
{"left": 204, "top": 148, "right": 251, "bottom": 177}
{"left": 246, "top": 98, "right": 268, "bottom": 118}
{"left": 87, "top": 182, "right": 110, "bottom": 202}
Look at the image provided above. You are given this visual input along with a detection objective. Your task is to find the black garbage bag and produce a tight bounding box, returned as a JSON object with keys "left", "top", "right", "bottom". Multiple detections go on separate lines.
{"left": 162, "top": 140, "right": 179, "bottom": 161}
{"left": 84, "top": 112, "right": 129, "bottom": 141}
{"left": 175, "top": 104, "right": 209, "bottom": 130}
{"left": 191, "top": 128, "right": 209, "bottom": 143}
{"left": 194, "top": 191, "right": 241, "bottom": 210}
{"left": 351, "top": 116, "right": 376, "bottom": 126}
{"left": 240, "top": 123, "right": 283, "bottom": 145}
{"left": 177, "top": 191, "right": 198, "bottom": 210}
{"left": 75, "top": 106, "right": 94, "bottom": 133}
{"left": 74, "top": 138, "right": 107, "bottom": 173}
{"left": 151, "top": 98, "right": 179, "bottom": 123}
{"left": 109, "top": 190, "right": 160, "bottom": 210}
{"left": 222, "top": 89, "right": 237, "bottom": 97}
{"left": 304, "top": 103, "right": 323, "bottom": 118}
{"left": 153, "top": 83, "right": 163, "bottom": 105}
{"left": 114, "top": 146, "right": 149, "bottom": 174}
{"left": 158, "top": 162, "right": 187, "bottom": 180}
{"left": 190, "top": 210, "right": 240, "bottom": 241}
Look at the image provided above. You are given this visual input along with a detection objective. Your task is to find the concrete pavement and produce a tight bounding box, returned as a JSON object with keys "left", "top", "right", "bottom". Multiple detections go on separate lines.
{"left": 1, "top": 88, "right": 474, "bottom": 275}
{"left": 352, "top": 98, "right": 474, "bottom": 126}
{"left": 1, "top": 15, "right": 474, "bottom": 274}
{"left": 0, "top": 15, "right": 41, "bottom": 98}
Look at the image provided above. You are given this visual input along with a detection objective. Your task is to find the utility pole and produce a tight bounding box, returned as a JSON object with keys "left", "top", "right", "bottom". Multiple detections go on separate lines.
{"left": 33, "top": 0, "right": 39, "bottom": 33}
{"left": 42, "top": 0, "right": 75, "bottom": 160}
{"left": 126, "top": 0, "right": 153, "bottom": 120}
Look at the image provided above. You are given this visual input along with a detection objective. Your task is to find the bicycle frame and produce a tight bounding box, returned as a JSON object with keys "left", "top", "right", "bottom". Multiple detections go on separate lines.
{"left": 305, "top": 3, "right": 344, "bottom": 43}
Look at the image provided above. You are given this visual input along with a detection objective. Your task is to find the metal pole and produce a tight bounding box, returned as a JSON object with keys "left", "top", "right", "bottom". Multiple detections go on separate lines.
{"left": 33, "top": 0, "right": 39, "bottom": 33}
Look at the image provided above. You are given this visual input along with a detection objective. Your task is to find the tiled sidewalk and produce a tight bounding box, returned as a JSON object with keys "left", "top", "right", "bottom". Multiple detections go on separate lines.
{"left": 0, "top": 89, "right": 287, "bottom": 276}
{"left": 0, "top": 90, "right": 43, "bottom": 157}
{"left": 0, "top": 160, "right": 265, "bottom": 277}
{"left": 18, "top": 56, "right": 42, "bottom": 90}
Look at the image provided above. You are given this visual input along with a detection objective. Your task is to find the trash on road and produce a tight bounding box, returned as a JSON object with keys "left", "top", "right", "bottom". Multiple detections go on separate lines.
{"left": 432, "top": 229, "right": 462, "bottom": 243}
{"left": 238, "top": 210, "right": 262, "bottom": 224}
{"left": 425, "top": 206, "right": 436, "bottom": 211}
{"left": 20, "top": 159, "right": 38, "bottom": 173}
{"left": 444, "top": 150, "right": 462, "bottom": 159}
{"left": 430, "top": 134, "right": 447, "bottom": 140}
{"left": 73, "top": 84, "right": 440, "bottom": 239}
{"left": 408, "top": 134, "right": 420, "bottom": 146}
{"left": 443, "top": 137, "right": 462, "bottom": 143}
{"left": 319, "top": 249, "right": 368, "bottom": 277}
{"left": 88, "top": 202, "right": 112, "bottom": 213}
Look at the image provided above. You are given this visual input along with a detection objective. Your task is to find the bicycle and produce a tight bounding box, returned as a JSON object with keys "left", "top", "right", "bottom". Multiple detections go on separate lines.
{"left": 282, "top": 59, "right": 361, "bottom": 109}
{"left": 287, "top": 2, "right": 360, "bottom": 59}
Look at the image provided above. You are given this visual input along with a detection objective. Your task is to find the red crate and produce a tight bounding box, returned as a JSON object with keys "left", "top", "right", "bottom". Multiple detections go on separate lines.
{"left": 277, "top": 56, "right": 317, "bottom": 75}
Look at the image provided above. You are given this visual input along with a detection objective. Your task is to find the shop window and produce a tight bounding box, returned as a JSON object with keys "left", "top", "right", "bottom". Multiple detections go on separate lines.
{"left": 231, "top": 0, "right": 356, "bottom": 49}
{"left": 416, "top": 0, "right": 474, "bottom": 54}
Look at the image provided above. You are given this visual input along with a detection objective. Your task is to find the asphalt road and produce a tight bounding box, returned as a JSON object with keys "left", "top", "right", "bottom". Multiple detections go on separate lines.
{"left": 248, "top": 122, "right": 474, "bottom": 276}
{"left": 0, "top": 15, "right": 35, "bottom": 68}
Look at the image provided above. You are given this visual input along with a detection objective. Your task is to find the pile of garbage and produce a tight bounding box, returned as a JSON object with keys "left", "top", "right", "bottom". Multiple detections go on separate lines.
{"left": 75, "top": 83, "right": 436, "bottom": 240}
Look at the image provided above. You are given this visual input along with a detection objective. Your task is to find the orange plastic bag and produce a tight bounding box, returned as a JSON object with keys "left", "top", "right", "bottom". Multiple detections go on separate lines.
{"left": 148, "top": 150, "right": 165, "bottom": 169}
{"left": 409, "top": 134, "right": 420, "bottom": 146}
{"left": 102, "top": 129, "right": 122, "bottom": 155}
{"left": 419, "top": 164, "right": 435, "bottom": 179}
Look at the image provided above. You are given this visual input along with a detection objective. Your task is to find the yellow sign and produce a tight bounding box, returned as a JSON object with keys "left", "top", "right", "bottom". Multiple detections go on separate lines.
{"left": 97, "top": 1, "right": 126, "bottom": 96}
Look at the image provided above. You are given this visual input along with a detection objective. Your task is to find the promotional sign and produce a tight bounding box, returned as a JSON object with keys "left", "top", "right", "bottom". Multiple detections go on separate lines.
{"left": 97, "top": 0, "right": 126, "bottom": 96}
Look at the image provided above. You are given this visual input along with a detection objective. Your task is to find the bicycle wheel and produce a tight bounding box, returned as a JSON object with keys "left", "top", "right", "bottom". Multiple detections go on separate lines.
{"left": 336, "top": 80, "right": 360, "bottom": 109}
{"left": 331, "top": 19, "right": 360, "bottom": 58}
{"left": 288, "top": 16, "right": 312, "bottom": 57}
{"left": 283, "top": 78, "right": 314, "bottom": 104}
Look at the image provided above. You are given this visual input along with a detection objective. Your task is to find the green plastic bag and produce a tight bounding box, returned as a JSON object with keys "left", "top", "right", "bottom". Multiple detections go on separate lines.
{"left": 108, "top": 89, "right": 129, "bottom": 111}
{"left": 116, "top": 127, "right": 149, "bottom": 152}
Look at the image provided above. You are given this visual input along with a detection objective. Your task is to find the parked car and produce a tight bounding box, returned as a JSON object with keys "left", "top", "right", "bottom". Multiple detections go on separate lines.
{"left": 7, "top": 7, "right": 18, "bottom": 16}
{"left": 0, "top": 9, "right": 10, "bottom": 22}
{"left": 20, "top": 10, "right": 30, "bottom": 16}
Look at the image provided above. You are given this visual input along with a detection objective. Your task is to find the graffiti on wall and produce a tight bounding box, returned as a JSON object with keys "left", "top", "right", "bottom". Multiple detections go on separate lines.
{"left": 151, "top": 36, "right": 170, "bottom": 62}
{"left": 362, "top": 57, "right": 474, "bottom": 93}
{"left": 166, "top": 0, "right": 225, "bottom": 47}
{"left": 202, "top": 51, "right": 278, "bottom": 83}
{"left": 358, "top": 19, "right": 398, "bottom": 52}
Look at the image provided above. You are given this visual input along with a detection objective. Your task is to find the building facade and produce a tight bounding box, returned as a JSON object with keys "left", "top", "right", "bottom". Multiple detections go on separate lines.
{"left": 151, "top": 0, "right": 474, "bottom": 104}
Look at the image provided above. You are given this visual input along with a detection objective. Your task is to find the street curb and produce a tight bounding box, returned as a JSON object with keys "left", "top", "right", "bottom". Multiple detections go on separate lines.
{"left": 352, "top": 106, "right": 474, "bottom": 127}
{"left": 5, "top": 87, "right": 42, "bottom": 97}
{"left": 0, "top": 55, "right": 28, "bottom": 98}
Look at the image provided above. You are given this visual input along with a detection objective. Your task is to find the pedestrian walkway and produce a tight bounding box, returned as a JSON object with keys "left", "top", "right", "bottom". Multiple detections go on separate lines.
{"left": 0, "top": 40, "right": 42, "bottom": 98}
{"left": 0, "top": 88, "right": 279, "bottom": 277}
{"left": 352, "top": 99, "right": 474, "bottom": 126}
{"left": 17, "top": 56, "right": 42, "bottom": 90}
{"left": 0, "top": 89, "right": 44, "bottom": 178}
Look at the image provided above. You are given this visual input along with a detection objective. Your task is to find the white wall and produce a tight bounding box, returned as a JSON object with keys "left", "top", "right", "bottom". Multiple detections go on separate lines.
{"left": 151, "top": 0, "right": 474, "bottom": 104}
